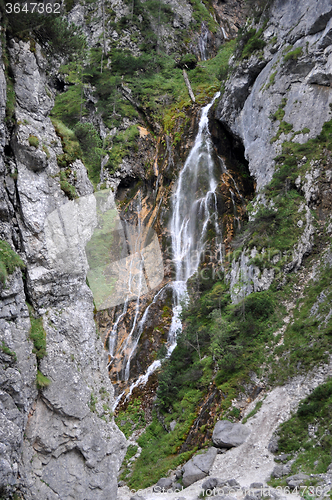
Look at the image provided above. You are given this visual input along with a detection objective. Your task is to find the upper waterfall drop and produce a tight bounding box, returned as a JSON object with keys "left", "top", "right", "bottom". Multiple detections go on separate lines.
{"left": 166, "top": 92, "right": 221, "bottom": 353}
{"left": 170, "top": 92, "right": 221, "bottom": 285}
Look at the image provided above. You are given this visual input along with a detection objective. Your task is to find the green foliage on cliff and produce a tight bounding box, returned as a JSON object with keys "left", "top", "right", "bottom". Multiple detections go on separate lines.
{"left": 0, "top": 240, "right": 25, "bottom": 285}
{"left": 189, "top": 0, "right": 219, "bottom": 33}
{"left": 52, "top": 85, "right": 87, "bottom": 128}
{"left": 4, "top": 9, "right": 86, "bottom": 59}
{"left": 36, "top": 370, "right": 51, "bottom": 389}
{"left": 238, "top": 26, "right": 267, "bottom": 59}
{"left": 28, "top": 307, "right": 47, "bottom": 359}
{"left": 157, "top": 284, "right": 277, "bottom": 411}
{"left": 115, "top": 398, "right": 146, "bottom": 438}
{"left": 1, "top": 342, "right": 17, "bottom": 361}
{"left": 125, "top": 392, "right": 199, "bottom": 489}
{"left": 269, "top": 263, "right": 332, "bottom": 385}
{"left": 74, "top": 122, "right": 104, "bottom": 185}
{"left": 283, "top": 46, "right": 303, "bottom": 63}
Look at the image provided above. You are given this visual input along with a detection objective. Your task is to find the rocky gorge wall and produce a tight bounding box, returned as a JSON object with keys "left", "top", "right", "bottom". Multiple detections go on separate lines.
{"left": 1, "top": 0, "right": 332, "bottom": 497}
{"left": 0, "top": 36, "right": 126, "bottom": 500}
{"left": 216, "top": 0, "right": 332, "bottom": 189}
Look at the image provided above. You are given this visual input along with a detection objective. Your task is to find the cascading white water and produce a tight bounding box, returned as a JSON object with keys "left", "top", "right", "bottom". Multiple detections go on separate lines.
{"left": 112, "top": 93, "right": 221, "bottom": 408}
{"left": 169, "top": 92, "right": 221, "bottom": 338}
{"left": 198, "top": 22, "right": 209, "bottom": 61}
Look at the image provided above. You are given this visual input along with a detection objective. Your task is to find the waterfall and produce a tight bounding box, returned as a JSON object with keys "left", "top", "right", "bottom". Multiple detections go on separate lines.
{"left": 171, "top": 92, "right": 220, "bottom": 281}
{"left": 198, "top": 22, "right": 209, "bottom": 61}
{"left": 112, "top": 93, "right": 221, "bottom": 408}
{"left": 168, "top": 92, "right": 220, "bottom": 349}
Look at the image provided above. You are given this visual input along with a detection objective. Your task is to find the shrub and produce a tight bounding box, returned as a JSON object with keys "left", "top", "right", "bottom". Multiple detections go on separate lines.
{"left": 283, "top": 47, "right": 302, "bottom": 63}
{"left": 28, "top": 307, "right": 47, "bottom": 359}
{"left": 36, "top": 370, "right": 51, "bottom": 389}
{"left": 240, "top": 27, "right": 267, "bottom": 59}
{"left": 0, "top": 240, "right": 25, "bottom": 285}
{"left": 59, "top": 176, "right": 78, "bottom": 200}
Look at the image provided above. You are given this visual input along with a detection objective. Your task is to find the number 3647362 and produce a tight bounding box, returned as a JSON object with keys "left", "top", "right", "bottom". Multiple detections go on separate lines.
{"left": 6, "top": 3, "right": 61, "bottom": 13}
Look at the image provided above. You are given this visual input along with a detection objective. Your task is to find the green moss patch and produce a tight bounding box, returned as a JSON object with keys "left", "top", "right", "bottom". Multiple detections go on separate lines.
{"left": 28, "top": 134, "right": 39, "bottom": 148}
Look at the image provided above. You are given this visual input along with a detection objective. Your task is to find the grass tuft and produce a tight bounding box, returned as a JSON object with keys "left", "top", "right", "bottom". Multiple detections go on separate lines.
{"left": 0, "top": 240, "right": 25, "bottom": 285}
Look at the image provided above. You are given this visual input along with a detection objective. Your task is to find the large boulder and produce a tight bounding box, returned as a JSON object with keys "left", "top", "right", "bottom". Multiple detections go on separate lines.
{"left": 212, "top": 420, "right": 251, "bottom": 448}
{"left": 182, "top": 447, "right": 218, "bottom": 487}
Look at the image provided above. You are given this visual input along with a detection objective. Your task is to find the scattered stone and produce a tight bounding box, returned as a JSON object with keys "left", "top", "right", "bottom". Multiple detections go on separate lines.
{"left": 130, "top": 496, "right": 146, "bottom": 500}
{"left": 250, "top": 482, "right": 264, "bottom": 489}
{"left": 182, "top": 447, "right": 218, "bottom": 487}
{"left": 175, "top": 469, "right": 183, "bottom": 479}
{"left": 328, "top": 463, "right": 332, "bottom": 471}
{"left": 118, "top": 480, "right": 126, "bottom": 487}
{"left": 286, "top": 473, "right": 310, "bottom": 489}
{"left": 202, "top": 477, "right": 220, "bottom": 490}
{"left": 272, "top": 464, "right": 291, "bottom": 478}
{"left": 173, "top": 482, "right": 183, "bottom": 491}
{"left": 228, "top": 478, "right": 241, "bottom": 488}
{"left": 268, "top": 436, "right": 279, "bottom": 453}
{"left": 217, "top": 447, "right": 229, "bottom": 454}
{"left": 212, "top": 420, "right": 251, "bottom": 448}
{"left": 153, "top": 477, "right": 173, "bottom": 491}
{"left": 275, "top": 453, "right": 291, "bottom": 463}
{"left": 244, "top": 494, "right": 260, "bottom": 500}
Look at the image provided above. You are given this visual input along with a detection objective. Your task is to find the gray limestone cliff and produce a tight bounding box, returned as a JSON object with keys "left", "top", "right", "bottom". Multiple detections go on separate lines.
{"left": 0, "top": 37, "right": 126, "bottom": 500}
{"left": 214, "top": 0, "right": 332, "bottom": 298}
{"left": 216, "top": 0, "right": 332, "bottom": 190}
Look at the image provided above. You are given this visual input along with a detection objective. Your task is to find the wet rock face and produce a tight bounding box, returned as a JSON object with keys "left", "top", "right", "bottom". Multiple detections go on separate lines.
{"left": 216, "top": 0, "right": 332, "bottom": 190}
{"left": 0, "top": 39, "right": 126, "bottom": 499}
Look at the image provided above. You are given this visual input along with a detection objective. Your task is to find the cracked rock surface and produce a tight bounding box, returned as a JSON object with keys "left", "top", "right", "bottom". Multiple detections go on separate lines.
{"left": 0, "top": 37, "right": 126, "bottom": 500}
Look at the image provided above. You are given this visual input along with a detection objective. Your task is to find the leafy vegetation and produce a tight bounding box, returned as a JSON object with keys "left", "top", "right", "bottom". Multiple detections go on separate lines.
{"left": 238, "top": 25, "right": 267, "bottom": 59}
{"left": 283, "top": 47, "right": 303, "bottom": 63}
{"left": 4, "top": 8, "right": 86, "bottom": 59}
{"left": 36, "top": 370, "right": 51, "bottom": 389}
{"left": 53, "top": 36, "right": 235, "bottom": 180}
{"left": 28, "top": 134, "right": 39, "bottom": 148}
{"left": 123, "top": 393, "right": 199, "bottom": 489}
{"left": 1, "top": 342, "right": 17, "bottom": 361}
{"left": 269, "top": 263, "right": 332, "bottom": 384}
{"left": 0, "top": 240, "right": 25, "bottom": 285}
{"left": 122, "top": 275, "right": 284, "bottom": 488}
{"left": 115, "top": 398, "right": 146, "bottom": 439}
{"left": 28, "top": 306, "right": 47, "bottom": 359}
